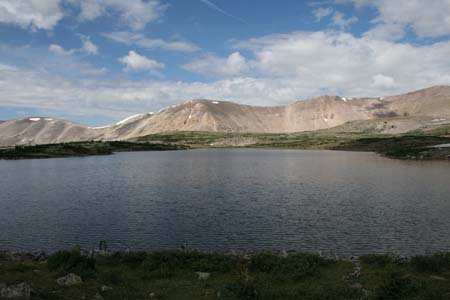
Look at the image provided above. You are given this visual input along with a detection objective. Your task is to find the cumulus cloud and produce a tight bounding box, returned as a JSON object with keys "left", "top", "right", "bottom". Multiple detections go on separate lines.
{"left": 103, "top": 31, "right": 199, "bottom": 52}
{"left": 182, "top": 52, "right": 249, "bottom": 77}
{"left": 230, "top": 30, "right": 450, "bottom": 95}
{"left": 372, "top": 74, "right": 396, "bottom": 89}
{"left": 363, "top": 23, "right": 405, "bottom": 42}
{"left": 80, "top": 35, "right": 98, "bottom": 54}
{"left": 345, "top": 0, "right": 450, "bottom": 38}
{"left": 312, "top": 7, "right": 334, "bottom": 22}
{"left": 119, "top": 50, "right": 165, "bottom": 72}
{"left": 72, "top": 0, "right": 168, "bottom": 30}
{"left": 0, "top": 65, "right": 318, "bottom": 120}
{"left": 0, "top": 0, "right": 64, "bottom": 30}
{"left": 49, "top": 44, "right": 76, "bottom": 56}
{"left": 49, "top": 35, "right": 98, "bottom": 56}
{"left": 332, "top": 11, "right": 358, "bottom": 29}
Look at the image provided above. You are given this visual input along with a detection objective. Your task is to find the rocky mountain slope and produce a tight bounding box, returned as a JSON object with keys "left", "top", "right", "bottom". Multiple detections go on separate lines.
{"left": 1, "top": 86, "right": 449, "bottom": 146}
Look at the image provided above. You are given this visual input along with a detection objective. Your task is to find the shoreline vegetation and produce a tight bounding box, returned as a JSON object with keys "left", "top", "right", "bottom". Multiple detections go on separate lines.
{"left": 1, "top": 123, "right": 450, "bottom": 160}
{"left": 2, "top": 248, "right": 450, "bottom": 299}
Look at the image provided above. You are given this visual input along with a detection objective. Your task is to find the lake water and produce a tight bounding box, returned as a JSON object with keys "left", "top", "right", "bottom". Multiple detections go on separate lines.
{"left": 1, "top": 149, "right": 450, "bottom": 256}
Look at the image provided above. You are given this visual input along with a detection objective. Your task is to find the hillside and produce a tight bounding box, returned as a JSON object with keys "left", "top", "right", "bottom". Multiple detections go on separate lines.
{"left": 1, "top": 86, "right": 449, "bottom": 146}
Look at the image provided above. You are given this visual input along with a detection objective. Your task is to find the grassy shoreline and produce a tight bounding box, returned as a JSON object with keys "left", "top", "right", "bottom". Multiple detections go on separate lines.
{"left": 0, "top": 141, "right": 188, "bottom": 160}
{"left": 2, "top": 248, "right": 450, "bottom": 299}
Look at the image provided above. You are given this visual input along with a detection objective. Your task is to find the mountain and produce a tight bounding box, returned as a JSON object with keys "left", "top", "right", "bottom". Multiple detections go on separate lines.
{"left": 1, "top": 86, "right": 449, "bottom": 146}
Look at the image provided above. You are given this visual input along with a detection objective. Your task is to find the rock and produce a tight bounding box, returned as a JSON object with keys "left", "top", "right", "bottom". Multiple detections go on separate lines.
{"left": 0, "top": 282, "right": 32, "bottom": 299}
{"left": 56, "top": 273, "right": 83, "bottom": 286}
{"left": 149, "top": 292, "right": 156, "bottom": 298}
{"left": 195, "top": 272, "right": 211, "bottom": 280}
{"left": 350, "top": 282, "right": 363, "bottom": 289}
{"left": 92, "top": 292, "right": 103, "bottom": 300}
{"left": 430, "top": 275, "right": 446, "bottom": 281}
{"left": 100, "top": 285, "right": 112, "bottom": 292}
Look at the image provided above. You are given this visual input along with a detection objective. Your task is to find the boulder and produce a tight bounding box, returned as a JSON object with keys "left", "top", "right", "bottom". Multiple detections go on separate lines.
{"left": 195, "top": 272, "right": 211, "bottom": 280}
{"left": 56, "top": 273, "right": 83, "bottom": 286}
{"left": 100, "top": 285, "right": 112, "bottom": 292}
{"left": 0, "top": 282, "right": 32, "bottom": 299}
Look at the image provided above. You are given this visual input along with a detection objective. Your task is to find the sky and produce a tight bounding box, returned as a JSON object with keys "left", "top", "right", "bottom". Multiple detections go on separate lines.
{"left": 0, "top": 0, "right": 450, "bottom": 125}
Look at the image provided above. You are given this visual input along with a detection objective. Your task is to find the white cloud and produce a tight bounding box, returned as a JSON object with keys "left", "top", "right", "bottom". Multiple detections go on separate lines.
{"left": 345, "top": 0, "right": 450, "bottom": 38}
{"left": 231, "top": 30, "right": 450, "bottom": 95}
{"left": 103, "top": 31, "right": 199, "bottom": 52}
{"left": 0, "top": 0, "right": 64, "bottom": 30}
{"left": 49, "top": 44, "right": 76, "bottom": 56}
{"left": 80, "top": 35, "right": 98, "bottom": 55}
{"left": 372, "top": 74, "right": 395, "bottom": 89}
{"left": 363, "top": 23, "right": 405, "bottom": 42}
{"left": 332, "top": 11, "right": 358, "bottom": 29}
{"left": 312, "top": 7, "right": 334, "bottom": 21}
{"left": 119, "top": 50, "right": 165, "bottom": 72}
{"left": 183, "top": 52, "right": 249, "bottom": 77}
{"left": 2, "top": 28, "right": 450, "bottom": 122}
{"left": 49, "top": 35, "right": 98, "bottom": 56}
{"left": 72, "top": 0, "right": 168, "bottom": 30}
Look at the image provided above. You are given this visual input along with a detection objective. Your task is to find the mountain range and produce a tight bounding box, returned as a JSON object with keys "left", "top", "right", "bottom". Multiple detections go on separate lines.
{"left": 1, "top": 85, "right": 449, "bottom": 146}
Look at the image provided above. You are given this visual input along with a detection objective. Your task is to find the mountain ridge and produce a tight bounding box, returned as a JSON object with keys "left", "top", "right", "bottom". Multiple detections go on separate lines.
{"left": 1, "top": 85, "right": 449, "bottom": 146}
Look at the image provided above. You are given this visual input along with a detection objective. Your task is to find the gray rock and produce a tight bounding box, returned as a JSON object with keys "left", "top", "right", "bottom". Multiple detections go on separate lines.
{"left": 92, "top": 292, "right": 103, "bottom": 300}
{"left": 100, "top": 285, "right": 112, "bottom": 292}
{"left": 0, "top": 282, "right": 32, "bottom": 299}
{"left": 430, "top": 275, "right": 446, "bottom": 281}
{"left": 56, "top": 273, "right": 83, "bottom": 286}
{"left": 149, "top": 292, "right": 156, "bottom": 298}
{"left": 195, "top": 272, "right": 211, "bottom": 280}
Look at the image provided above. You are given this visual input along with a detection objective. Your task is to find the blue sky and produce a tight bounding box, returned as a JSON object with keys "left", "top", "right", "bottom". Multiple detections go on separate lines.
{"left": 0, "top": 0, "right": 450, "bottom": 125}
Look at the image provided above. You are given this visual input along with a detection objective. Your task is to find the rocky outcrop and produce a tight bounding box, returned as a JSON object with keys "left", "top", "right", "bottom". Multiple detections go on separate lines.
{"left": 0, "top": 283, "right": 32, "bottom": 299}
{"left": 56, "top": 273, "right": 82, "bottom": 286}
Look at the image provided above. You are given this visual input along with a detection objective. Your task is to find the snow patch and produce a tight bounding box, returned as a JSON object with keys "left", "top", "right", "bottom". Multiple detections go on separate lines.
{"left": 116, "top": 114, "right": 144, "bottom": 125}
{"left": 341, "top": 97, "right": 347, "bottom": 102}
{"left": 212, "top": 101, "right": 219, "bottom": 104}
{"left": 432, "top": 118, "right": 447, "bottom": 122}
{"left": 29, "top": 117, "right": 41, "bottom": 122}
{"left": 89, "top": 125, "right": 111, "bottom": 130}
{"left": 44, "top": 118, "right": 54, "bottom": 121}
{"left": 379, "top": 97, "right": 384, "bottom": 101}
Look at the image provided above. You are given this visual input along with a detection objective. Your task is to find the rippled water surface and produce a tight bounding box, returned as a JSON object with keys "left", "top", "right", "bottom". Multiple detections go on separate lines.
{"left": 1, "top": 149, "right": 450, "bottom": 256}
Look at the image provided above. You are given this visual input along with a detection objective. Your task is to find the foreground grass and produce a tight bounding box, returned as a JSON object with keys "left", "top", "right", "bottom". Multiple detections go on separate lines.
{"left": 0, "top": 141, "right": 188, "bottom": 160}
{"left": 2, "top": 249, "right": 450, "bottom": 299}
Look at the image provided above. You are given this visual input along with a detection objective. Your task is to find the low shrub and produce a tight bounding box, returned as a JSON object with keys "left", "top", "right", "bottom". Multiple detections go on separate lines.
{"left": 360, "top": 254, "right": 402, "bottom": 268}
{"left": 374, "top": 271, "right": 423, "bottom": 300}
{"left": 249, "top": 253, "right": 323, "bottom": 279}
{"left": 220, "top": 280, "right": 273, "bottom": 300}
{"left": 47, "top": 247, "right": 95, "bottom": 278}
{"left": 141, "top": 251, "right": 237, "bottom": 273}
{"left": 410, "top": 253, "right": 450, "bottom": 273}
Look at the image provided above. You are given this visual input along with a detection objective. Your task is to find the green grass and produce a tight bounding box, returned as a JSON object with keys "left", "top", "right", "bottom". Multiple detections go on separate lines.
{"left": 2, "top": 250, "right": 450, "bottom": 300}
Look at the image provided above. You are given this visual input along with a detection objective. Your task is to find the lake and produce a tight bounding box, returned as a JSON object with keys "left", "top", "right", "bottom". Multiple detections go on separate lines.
{"left": 1, "top": 149, "right": 450, "bottom": 256}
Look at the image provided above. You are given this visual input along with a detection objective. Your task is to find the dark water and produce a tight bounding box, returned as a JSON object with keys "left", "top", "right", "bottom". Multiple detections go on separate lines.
{"left": 1, "top": 149, "right": 450, "bottom": 256}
